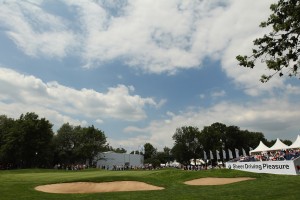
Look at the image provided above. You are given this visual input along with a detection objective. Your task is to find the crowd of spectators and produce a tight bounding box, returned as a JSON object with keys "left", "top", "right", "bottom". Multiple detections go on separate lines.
{"left": 235, "top": 149, "right": 300, "bottom": 162}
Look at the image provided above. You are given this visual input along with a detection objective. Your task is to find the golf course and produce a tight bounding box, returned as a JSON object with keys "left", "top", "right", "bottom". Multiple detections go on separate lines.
{"left": 1, "top": 168, "right": 299, "bottom": 200}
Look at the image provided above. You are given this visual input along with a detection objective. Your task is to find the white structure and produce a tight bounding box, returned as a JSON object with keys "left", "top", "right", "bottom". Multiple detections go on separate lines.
{"left": 226, "top": 157, "right": 300, "bottom": 175}
{"left": 289, "top": 135, "right": 300, "bottom": 149}
{"left": 249, "top": 141, "right": 270, "bottom": 154}
{"left": 95, "top": 152, "right": 144, "bottom": 170}
{"left": 268, "top": 138, "right": 289, "bottom": 151}
{"left": 227, "top": 136, "right": 300, "bottom": 175}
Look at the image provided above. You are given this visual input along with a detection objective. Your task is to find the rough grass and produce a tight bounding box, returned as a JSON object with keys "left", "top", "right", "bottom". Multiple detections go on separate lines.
{"left": 0, "top": 168, "right": 299, "bottom": 200}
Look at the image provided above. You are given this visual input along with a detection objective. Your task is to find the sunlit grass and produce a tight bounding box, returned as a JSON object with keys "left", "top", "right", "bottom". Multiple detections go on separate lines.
{"left": 0, "top": 168, "right": 299, "bottom": 200}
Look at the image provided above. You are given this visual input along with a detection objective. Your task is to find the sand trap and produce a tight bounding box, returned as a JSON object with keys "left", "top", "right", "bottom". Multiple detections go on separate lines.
{"left": 184, "top": 177, "right": 256, "bottom": 186}
{"left": 35, "top": 181, "right": 164, "bottom": 194}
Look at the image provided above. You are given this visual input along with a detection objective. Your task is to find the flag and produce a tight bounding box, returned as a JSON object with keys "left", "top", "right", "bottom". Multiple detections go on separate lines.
{"left": 235, "top": 148, "right": 239, "bottom": 158}
{"left": 222, "top": 149, "right": 226, "bottom": 160}
{"left": 209, "top": 150, "right": 214, "bottom": 160}
{"left": 216, "top": 150, "right": 220, "bottom": 160}
{"left": 242, "top": 148, "right": 247, "bottom": 157}
{"left": 249, "top": 147, "right": 253, "bottom": 155}
{"left": 203, "top": 150, "right": 207, "bottom": 160}
{"left": 228, "top": 149, "right": 233, "bottom": 159}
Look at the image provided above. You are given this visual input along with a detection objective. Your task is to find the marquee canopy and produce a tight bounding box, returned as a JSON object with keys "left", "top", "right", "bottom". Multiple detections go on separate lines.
{"left": 268, "top": 138, "right": 289, "bottom": 151}
{"left": 250, "top": 135, "right": 300, "bottom": 154}
{"left": 289, "top": 135, "right": 300, "bottom": 149}
{"left": 250, "top": 141, "right": 270, "bottom": 154}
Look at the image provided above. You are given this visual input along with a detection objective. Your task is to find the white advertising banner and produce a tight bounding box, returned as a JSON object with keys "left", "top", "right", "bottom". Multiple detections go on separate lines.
{"left": 226, "top": 160, "right": 299, "bottom": 175}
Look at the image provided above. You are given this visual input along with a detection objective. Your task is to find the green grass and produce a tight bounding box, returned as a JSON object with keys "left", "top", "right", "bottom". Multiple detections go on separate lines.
{"left": 0, "top": 168, "right": 299, "bottom": 200}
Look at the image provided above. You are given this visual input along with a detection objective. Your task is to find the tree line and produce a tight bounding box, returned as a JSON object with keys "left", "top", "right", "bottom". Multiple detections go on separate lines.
{"left": 143, "top": 122, "right": 292, "bottom": 167}
{"left": 0, "top": 113, "right": 292, "bottom": 169}
{"left": 0, "top": 113, "right": 107, "bottom": 169}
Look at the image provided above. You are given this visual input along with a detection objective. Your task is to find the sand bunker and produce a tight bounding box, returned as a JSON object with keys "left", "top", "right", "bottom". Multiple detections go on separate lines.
{"left": 35, "top": 181, "right": 164, "bottom": 194}
{"left": 184, "top": 177, "right": 256, "bottom": 186}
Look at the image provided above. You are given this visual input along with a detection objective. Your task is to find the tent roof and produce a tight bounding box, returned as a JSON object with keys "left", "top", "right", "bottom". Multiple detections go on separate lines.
{"left": 268, "top": 138, "right": 289, "bottom": 151}
{"left": 250, "top": 141, "right": 270, "bottom": 154}
{"left": 289, "top": 135, "right": 300, "bottom": 149}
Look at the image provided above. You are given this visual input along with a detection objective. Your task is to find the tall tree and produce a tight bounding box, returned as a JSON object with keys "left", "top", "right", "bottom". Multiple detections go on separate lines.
{"left": 16, "top": 113, "right": 54, "bottom": 168}
{"left": 0, "top": 115, "right": 17, "bottom": 168}
{"left": 75, "top": 125, "right": 107, "bottom": 165}
{"left": 143, "top": 143, "right": 157, "bottom": 160}
{"left": 171, "top": 126, "right": 201, "bottom": 165}
{"left": 53, "top": 123, "right": 76, "bottom": 165}
{"left": 54, "top": 123, "right": 107, "bottom": 166}
{"left": 236, "top": 0, "right": 300, "bottom": 82}
{"left": 199, "top": 123, "right": 226, "bottom": 161}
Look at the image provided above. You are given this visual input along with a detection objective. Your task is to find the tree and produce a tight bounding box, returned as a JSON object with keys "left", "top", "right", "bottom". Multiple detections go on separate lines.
{"left": 54, "top": 123, "right": 107, "bottom": 166}
{"left": 171, "top": 126, "right": 201, "bottom": 165}
{"left": 0, "top": 115, "right": 17, "bottom": 168}
{"left": 16, "top": 113, "right": 54, "bottom": 168}
{"left": 114, "top": 147, "right": 127, "bottom": 153}
{"left": 76, "top": 125, "right": 107, "bottom": 166}
{"left": 236, "top": 0, "right": 300, "bottom": 82}
{"left": 53, "top": 123, "right": 77, "bottom": 165}
{"left": 143, "top": 143, "right": 157, "bottom": 161}
{"left": 199, "top": 123, "right": 226, "bottom": 161}
{"left": 199, "top": 123, "right": 267, "bottom": 161}
{"left": 130, "top": 150, "right": 139, "bottom": 154}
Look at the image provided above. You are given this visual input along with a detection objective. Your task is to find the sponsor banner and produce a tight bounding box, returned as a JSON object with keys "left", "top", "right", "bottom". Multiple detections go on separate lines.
{"left": 226, "top": 160, "right": 298, "bottom": 175}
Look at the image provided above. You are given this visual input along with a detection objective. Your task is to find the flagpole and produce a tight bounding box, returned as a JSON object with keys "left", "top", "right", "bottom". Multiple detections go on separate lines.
{"left": 220, "top": 139, "right": 224, "bottom": 167}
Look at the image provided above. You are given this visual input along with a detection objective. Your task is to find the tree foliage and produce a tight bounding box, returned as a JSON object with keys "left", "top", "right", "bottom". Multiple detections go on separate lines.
{"left": 0, "top": 113, "right": 54, "bottom": 168}
{"left": 144, "top": 143, "right": 157, "bottom": 161}
{"left": 171, "top": 123, "right": 267, "bottom": 164}
{"left": 171, "top": 126, "right": 201, "bottom": 165}
{"left": 236, "top": 0, "right": 300, "bottom": 82}
{"left": 54, "top": 123, "right": 107, "bottom": 166}
{"left": 0, "top": 113, "right": 107, "bottom": 169}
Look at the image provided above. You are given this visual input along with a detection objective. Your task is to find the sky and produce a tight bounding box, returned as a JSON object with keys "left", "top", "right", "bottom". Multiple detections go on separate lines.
{"left": 0, "top": 0, "right": 300, "bottom": 151}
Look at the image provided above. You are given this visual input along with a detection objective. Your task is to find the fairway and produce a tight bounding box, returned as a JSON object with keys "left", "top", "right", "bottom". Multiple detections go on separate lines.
{"left": 1, "top": 168, "right": 300, "bottom": 200}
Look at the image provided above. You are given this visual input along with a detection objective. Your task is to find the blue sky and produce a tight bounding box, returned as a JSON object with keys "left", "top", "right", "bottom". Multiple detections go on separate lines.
{"left": 0, "top": 0, "right": 300, "bottom": 151}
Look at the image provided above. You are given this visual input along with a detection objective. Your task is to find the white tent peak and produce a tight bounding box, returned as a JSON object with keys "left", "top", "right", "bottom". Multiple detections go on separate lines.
{"left": 289, "top": 135, "right": 300, "bottom": 149}
{"left": 268, "top": 138, "right": 289, "bottom": 151}
{"left": 250, "top": 141, "right": 270, "bottom": 154}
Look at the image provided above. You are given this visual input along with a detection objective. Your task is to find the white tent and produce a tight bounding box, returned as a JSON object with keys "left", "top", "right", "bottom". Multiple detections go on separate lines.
{"left": 289, "top": 135, "right": 300, "bottom": 149}
{"left": 250, "top": 141, "right": 270, "bottom": 154}
{"left": 190, "top": 158, "right": 205, "bottom": 165}
{"left": 268, "top": 138, "right": 289, "bottom": 151}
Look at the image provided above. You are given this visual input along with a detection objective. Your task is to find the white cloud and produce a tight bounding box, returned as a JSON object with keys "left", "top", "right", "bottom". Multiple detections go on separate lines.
{"left": 211, "top": 90, "right": 226, "bottom": 98}
{"left": 122, "top": 96, "right": 300, "bottom": 150}
{"left": 0, "top": 0, "right": 76, "bottom": 58}
{"left": 95, "top": 119, "right": 104, "bottom": 124}
{"left": 1, "top": 0, "right": 287, "bottom": 96}
{"left": 0, "top": 67, "right": 160, "bottom": 126}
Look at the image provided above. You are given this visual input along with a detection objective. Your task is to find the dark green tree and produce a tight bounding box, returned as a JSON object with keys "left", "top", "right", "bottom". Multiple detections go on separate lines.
{"left": 0, "top": 115, "right": 18, "bottom": 168}
{"left": 199, "top": 123, "right": 266, "bottom": 161}
{"left": 53, "top": 123, "right": 77, "bottom": 165}
{"left": 113, "top": 147, "right": 127, "bottom": 153}
{"left": 236, "top": 0, "right": 300, "bottom": 82}
{"left": 130, "top": 150, "right": 139, "bottom": 154}
{"left": 54, "top": 123, "right": 107, "bottom": 166}
{"left": 200, "top": 123, "right": 226, "bottom": 150}
{"left": 144, "top": 143, "right": 157, "bottom": 161}
{"left": 17, "top": 113, "right": 54, "bottom": 168}
{"left": 76, "top": 125, "right": 107, "bottom": 166}
{"left": 171, "top": 126, "right": 201, "bottom": 165}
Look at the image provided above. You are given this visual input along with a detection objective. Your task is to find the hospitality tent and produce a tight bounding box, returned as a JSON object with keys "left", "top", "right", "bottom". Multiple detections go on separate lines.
{"left": 190, "top": 158, "right": 205, "bottom": 165}
{"left": 289, "top": 135, "right": 300, "bottom": 149}
{"left": 268, "top": 138, "right": 289, "bottom": 151}
{"left": 250, "top": 141, "right": 270, "bottom": 154}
